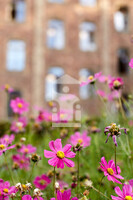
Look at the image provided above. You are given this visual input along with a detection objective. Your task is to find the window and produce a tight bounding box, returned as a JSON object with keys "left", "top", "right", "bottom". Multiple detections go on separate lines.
{"left": 8, "top": 90, "right": 21, "bottom": 117}
{"left": 114, "top": 7, "right": 128, "bottom": 32}
{"left": 80, "top": 0, "right": 96, "bottom": 6}
{"left": 10, "top": 0, "right": 26, "bottom": 22}
{"left": 79, "top": 69, "right": 94, "bottom": 99}
{"left": 45, "top": 67, "right": 64, "bottom": 100}
{"left": 48, "top": 0, "right": 64, "bottom": 3}
{"left": 6, "top": 40, "right": 26, "bottom": 71}
{"left": 117, "top": 48, "right": 129, "bottom": 74}
{"left": 47, "top": 20, "right": 65, "bottom": 50}
{"left": 79, "top": 22, "right": 97, "bottom": 51}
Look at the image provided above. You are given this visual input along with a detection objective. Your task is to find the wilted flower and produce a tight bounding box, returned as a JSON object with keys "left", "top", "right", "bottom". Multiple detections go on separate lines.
{"left": 104, "top": 123, "right": 127, "bottom": 146}
{"left": 44, "top": 139, "right": 76, "bottom": 169}
{"left": 33, "top": 188, "right": 42, "bottom": 197}
{"left": 10, "top": 97, "right": 29, "bottom": 115}
{"left": 33, "top": 174, "right": 51, "bottom": 190}
{"left": 100, "top": 157, "right": 124, "bottom": 184}
{"left": 111, "top": 184, "right": 133, "bottom": 200}
{"left": 31, "top": 153, "right": 41, "bottom": 163}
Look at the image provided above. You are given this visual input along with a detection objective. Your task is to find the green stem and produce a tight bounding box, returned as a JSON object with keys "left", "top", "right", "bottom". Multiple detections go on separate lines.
{"left": 53, "top": 167, "right": 56, "bottom": 197}
{"left": 99, "top": 175, "right": 105, "bottom": 192}
{"left": 28, "top": 162, "right": 35, "bottom": 182}
{"left": 91, "top": 186, "right": 111, "bottom": 200}
{"left": 77, "top": 151, "right": 80, "bottom": 198}
{"left": 115, "top": 145, "right": 118, "bottom": 174}
{"left": 4, "top": 154, "right": 15, "bottom": 184}
{"left": 119, "top": 97, "right": 126, "bottom": 120}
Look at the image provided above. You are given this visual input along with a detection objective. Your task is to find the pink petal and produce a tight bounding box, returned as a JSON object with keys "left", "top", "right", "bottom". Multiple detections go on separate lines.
{"left": 111, "top": 195, "right": 122, "bottom": 200}
{"left": 101, "top": 157, "right": 108, "bottom": 168}
{"left": 48, "top": 157, "right": 59, "bottom": 167}
{"left": 114, "top": 186, "right": 124, "bottom": 198}
{"left": 54, "top": 139, "right": 62, "bottom": 151}
{"left": 63, "top": 158, "right": 75, "bottom": 168}
{"left": 63, "top": 144, "right": 72, "bottom": 154}
{"left": 65, "top": 151, "right": 76, "bottom": 158}
{"left": 57, "top": 159, "right": 64, "bottom": 169}
{"left": 44, "top": 150, "right": 55, "bottom": 158}
{"left": 49, "top": 141, "right": 56, "bottom": 152}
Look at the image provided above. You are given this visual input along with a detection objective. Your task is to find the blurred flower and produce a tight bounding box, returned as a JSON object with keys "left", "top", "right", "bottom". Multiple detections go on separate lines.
{"left": 44, "top": 139, "right": 76, "bottom": 169}
{"left": 51, "top": 189, "right": 78, "bottom": 200}
{"left": 80, "top": 72, "right": 102, "bottom": 86}
{"left": 104, "top": 123, "right": 127, "bottom": 146}
{"left": 31, "top": 153, "right": 41, "bottom": 163}
{"left": 36, "top": 110, "right": 52, "bottom": 123}
{"left": 12, "top": 154, "right": 30, "bottom": 170}
{"left": 33, "top": 174, "right": 51, "bottom": 190}
{"left": 1, "top": 84, "right": 14, "bottom": 93}
{"left": 111, "top": 184, "right": 133, "bottom": 200}
{"left": 0, "top": 134, "right": 15, "bottom": 145}
{"left": 11, "top": 117, "right": 27, "bottom": 133}
{"left": 18, "top": 144, "right": 36, "bottom": 154}
{"left": 10, "top": 97, "right": 29, "bottom": 115}
{"left": 0, "top": 137, "right": 15, "bottom": 156}
{"left": 57, "top": 180, "right": 69, "bottom": 190}
{"left": 96, "top": 90, "right": 107, "bottom": 100}
{"left": 129, "top": 58, "right": 133, "bottom": 69}
{"left": 109, "top": 77, "right": 124, "bottom": 90}
{"left": 100, "top": 157, "right": 124, "bottom": 184}
{"left": 0, "top": 179, "right": 17, "bottom": 199}
{"left": 69, "top": 131, "right": 91, "bottom": 148}
{"left": 22, "top": 195, "right": 44, "bottom": 200}
{"left": 33, "top": 188, "right": 42, "bottom": 197}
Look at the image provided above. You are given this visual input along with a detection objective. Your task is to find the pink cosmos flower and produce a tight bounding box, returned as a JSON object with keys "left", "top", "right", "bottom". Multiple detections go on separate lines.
{"left": 0, "top": 134, "right": 15, "bottom": 145}
{"left": 109, "top": 77, "right": 124, "bottom": 90}
{"left": 80, "top": 72, "right": 102, "bottom": 86}
{"left": 111, "top": 184, "right": 133, "bottom": 200}
{"left": 12, "top": 154, "right": 30, "bottom": 170}
{"left": 11, "top": 117, "right": 27, "bottom": 133}
{"left": 0, "top": 138, "right": 15, "bottom": 156}
{"left": 51, "top": 189, "right": 78, "bottom": 200}
{"left": 0, "top": 179, "right": 17, "bottom": 199}
{"left": 69, "top": 131, "right": 91, "bottom": 148}
{"left": 44, "top": 139, "right": 76, "bottom": 169}
{"left": 1, "top": 84, "right": 14, "bottom": 93}
{"left": 100, "top": 157, "right": 124, "bottom": 184}
{"left": 98, "top": 75, "right": 112, "bottom": 83}
{"left": 36, "top": 110, "right": 52, "bottom": 123}
{"left": 129, "top": 179, "right": 133, "bottom": 187}
{"left": 18, "top": 144, "right": 36, "bottom": 154}
{"left": 108, "top": 90, "right": 120, "bottom": 101}
{"left": 129, "top": 58, "right": 133, "bottom": 69}
{"left": 57, "top": 180, "right": 69, "bottom": 189}
{"left": 10, "top": 97, "right": 29, "bottom": 115}
{"left": 22, "top": 195, "right": 44, "bottom": 200}
{"left": 33, "top": 174, "right": 51, "bottom": 190}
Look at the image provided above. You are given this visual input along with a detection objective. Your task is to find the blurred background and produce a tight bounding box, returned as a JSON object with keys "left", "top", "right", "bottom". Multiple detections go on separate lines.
{"left": 0, "top": 0, "right": 133, "bottom": 119}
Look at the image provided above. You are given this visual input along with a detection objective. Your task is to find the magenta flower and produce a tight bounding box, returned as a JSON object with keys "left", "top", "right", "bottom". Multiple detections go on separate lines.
{"left": 36, "top": 110, "right": 52, "bottom": 122}
{"left": 104, "top": 123, "right": 127, "bottom": 146}
{"left": 80, "top": 72, "right": 102, "bottom": 86}
{"left": 44, "top": 139, "right": 76, "bottom": 169}
{"left": 129, "top": 179, "right": 133, "bottom": 187}
{"left": 129, "top": 58, "right": 133, "bottom": 69}
{"left": 98, "top": 75, "right": 112, "bottom": 83}
{"left": 18, "top": 144, "right": 36, "bottom": 154}
{"left": 111, "top": 184, "right": 133, "bottom": 200}
{"left": 10, "top": 97, "right": 29, "bottom": 115}
{"left": 1, "top": 84, "right": 14, "bottom": 93}
{"left": 69, "top": 131, "right": 91, "bottom": 148}
{"left": 109, "top": 77, "right": 124, "bottom": 90}
{"left": 0, "top": 179, "right": 17, "bottom": 198}
{"left": 22, "top": 195, "right": 44, "bottom": 200}
{"left": 0, "top": 138, "right": 15, "bottom": 156}
{"left": 11, "top": 117, "right": 27, "bottom": 133}
{"left": 51, "top": 189, "right": 78, "bottom": 200}
{"left": 108, "top": 90, "right": 120, "bottom": 101}
{"left": 0, "top": 134, "right": 15, "bottom": 145}
{"left": 57, "top": 180, "right": 69, "bottom": 189}
{"left": 33, "top": 174, "right": 51, "bottom": 190}
{"left": 100, "top": 157, "right": 124, "bottom": 184}
{"left": 12, "top": 154, "right": 30, "bottom": 170}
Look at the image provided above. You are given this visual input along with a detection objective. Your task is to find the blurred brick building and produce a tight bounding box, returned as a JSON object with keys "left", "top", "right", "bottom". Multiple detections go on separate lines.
{"left": 0, "top": 0, "right": 133, "bottom": 119}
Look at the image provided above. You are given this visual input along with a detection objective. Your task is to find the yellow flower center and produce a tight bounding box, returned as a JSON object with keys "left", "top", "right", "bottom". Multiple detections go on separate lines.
{"left": 39, "top": 180, "right": 46, "bottom": 185}
{"left": 107, "top": 168, "right": 114, "bottom": 175}
{"left": 125, "top": 196, "right": 132, "bottom": 200}
{"left": 22, "top": 184, "right": 27, "bottom": 190}
{"left": 24, "top": 148, "right": 29, "bottom": 153}
{"left": 3, "top": 189, "right": 8, "bottom": 193}
{"left": 20, "top": 159, "right": 24, "bottom": 164}
{"left": 49, "top": 101, "right": 53, "bottom": 107}
{"left": 18, "top": 103, "right": 23, "bottom": 108}
{"left": 57, "top": 151, "right": 65, "bottom": 159}
{"left": 113, "top": 80, "right": 120, "bottom": 87}
{"left": 88, "top": 75, "right": 94, "bottom": 80}
{"left": 0, "top": 144, "right": 5, "bottom": 150}
{"left": 5, "top": 84, "right": 9, "bottom": 90}
{"left": 77, "top": 139, "right": 83, "bottom": 144}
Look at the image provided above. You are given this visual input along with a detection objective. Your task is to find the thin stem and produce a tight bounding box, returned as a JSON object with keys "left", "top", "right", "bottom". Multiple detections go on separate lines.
{"left": 115, "top": 145, "right": 118, "bottom": 174}
{"left": 99, "top": 175, "right": 105, "bottom": 192}
{"left": 4, "top": 154, "right": 15, "bottom": 184}
{"left": 91, "top": 186, "right": 111, "bottom": 200}
{"left": 77, "top": 151, "right": 80, "bottom": 198}
{"left": 119, "top": 97, "right": 126, "bottom": 120}
{"left": 53, "top": 167, "right": 56, "bottom": 197}
{"left": 28, "top": 162, "right": 35, "bottom": 182}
